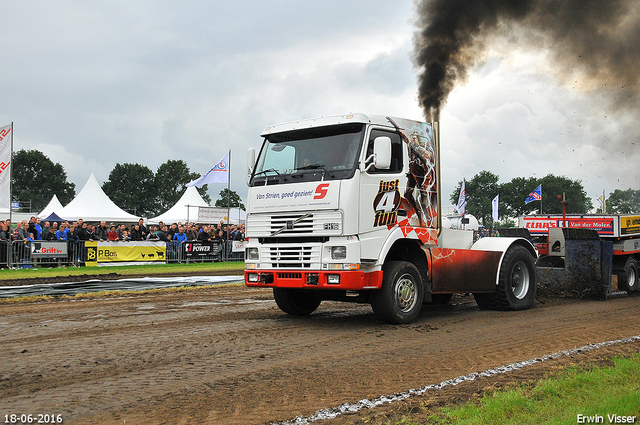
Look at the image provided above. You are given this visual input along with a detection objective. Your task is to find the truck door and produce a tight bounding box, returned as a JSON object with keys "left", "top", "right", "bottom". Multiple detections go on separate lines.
{"left": 359, "top": 128, "right": 405, "bottom": 260}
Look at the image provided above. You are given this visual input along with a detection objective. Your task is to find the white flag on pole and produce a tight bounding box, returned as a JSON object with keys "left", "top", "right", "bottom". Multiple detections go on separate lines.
{"left": 0, "top": 124, "right": 12, "bottom": 211}
{"left": 455, "top": 179, "right": 466, "bottom": 215}
{"left": 186, "top": 152, "right": 229, "bottom": 187}
{"left": 492, "top": 194, "right": 499, "bottom": 222}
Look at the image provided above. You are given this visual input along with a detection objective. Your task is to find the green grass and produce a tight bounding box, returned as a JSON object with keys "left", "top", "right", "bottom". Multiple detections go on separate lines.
{"left": 399, "top": 353, "right": 640, "bottom": 425}
{"left": 0, "top": 261, "right": 245, "bottom": 281}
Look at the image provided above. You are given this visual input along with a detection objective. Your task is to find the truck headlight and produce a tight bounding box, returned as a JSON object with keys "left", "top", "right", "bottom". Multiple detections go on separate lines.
{"left": 246, "top": 247, "right": 259, "bottom": 260}
{"left": 327, "top": 274, "right": 340, "bottom": 284}
{"left": 331, "top": 246, "right": 347, "bottom": 260}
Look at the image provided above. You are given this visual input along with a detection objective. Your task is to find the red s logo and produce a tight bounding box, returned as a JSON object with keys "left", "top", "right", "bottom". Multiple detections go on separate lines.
{"left": 314, "top": 183, "right": 329, "bottom": 199}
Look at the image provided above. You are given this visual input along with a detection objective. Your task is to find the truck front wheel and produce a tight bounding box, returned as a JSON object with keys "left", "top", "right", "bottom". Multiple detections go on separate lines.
{"left": 619, "top": 257, "right": 638, "bottom": 294}
{"left": 273, "top": 288, "right": 321, "bottom": 316}
{"left": 474, "top": 245, "right": 536, "bottom": 311}
{"left": 371, "top": 261, "right": 424, "bottom": 324}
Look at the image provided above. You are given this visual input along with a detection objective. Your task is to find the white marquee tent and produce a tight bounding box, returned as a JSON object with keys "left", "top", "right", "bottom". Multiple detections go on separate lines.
{"left": 37, "top": 194, "right": 65, "bottom": 219}
{"left": 57, "top": 173, "right": 140, "bottom": 223}
{"left": 148, "top": 186, "right": 209, "bottom": 225}
{"left": 229, "top": 208, "right": 246, "bottom": 224}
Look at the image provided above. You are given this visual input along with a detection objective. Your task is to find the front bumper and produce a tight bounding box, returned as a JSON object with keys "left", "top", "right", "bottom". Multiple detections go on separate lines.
{"left": 244, "top": 269, "right": 383, "bottom": 290}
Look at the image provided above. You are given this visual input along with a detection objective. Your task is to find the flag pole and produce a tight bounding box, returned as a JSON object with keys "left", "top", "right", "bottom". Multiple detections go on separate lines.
{"left": 540, "top": 183, "right": 543, "bottom": 215}
{"left": 9, "top": 122, "right": 13, "bottom": 229}
{"left": 226, "top": 149, "right": 231, "bottom": 245}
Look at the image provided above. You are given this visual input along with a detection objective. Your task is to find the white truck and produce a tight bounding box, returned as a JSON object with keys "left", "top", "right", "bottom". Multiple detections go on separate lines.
{"left": 244, "top": 113, "right": 538, "bottom": 323}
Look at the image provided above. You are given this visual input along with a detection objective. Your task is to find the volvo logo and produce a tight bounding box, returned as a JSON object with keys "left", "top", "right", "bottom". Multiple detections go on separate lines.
{"left": 271, "top": 213, "right": 311, "bottom": 236}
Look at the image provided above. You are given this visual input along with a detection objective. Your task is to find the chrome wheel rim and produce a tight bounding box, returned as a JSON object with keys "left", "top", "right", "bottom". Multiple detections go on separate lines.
{"left": 511, "top": 262, "right": 530, "bottom": 300}
{"left": 395, "top": 273, "right": 418, "bottom": 312}
{"left": 628, "top": 267, "right": 637, "bottom": 289}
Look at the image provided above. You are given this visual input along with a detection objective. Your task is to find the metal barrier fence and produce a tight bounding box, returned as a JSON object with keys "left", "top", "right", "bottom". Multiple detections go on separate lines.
{"left": 0, "top": 239, "right": 245, "bottom": 269}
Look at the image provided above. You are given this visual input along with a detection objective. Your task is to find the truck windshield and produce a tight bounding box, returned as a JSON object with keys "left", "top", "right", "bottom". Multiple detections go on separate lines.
{"left": 250, "top": 123, "right": 364, "bottom": 186}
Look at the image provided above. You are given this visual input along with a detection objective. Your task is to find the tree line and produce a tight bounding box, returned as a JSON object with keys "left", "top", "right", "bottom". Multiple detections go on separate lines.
{"left": 449, "top": 171, "right": 640, "bottom": 226}
{"left": 11, "top": 149, "right": 244, "bottom": 217}
{"left": 10, "top": 149, "right": 637, "bottom": 220}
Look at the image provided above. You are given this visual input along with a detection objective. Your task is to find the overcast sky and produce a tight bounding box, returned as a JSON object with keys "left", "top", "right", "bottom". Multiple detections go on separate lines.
{"left": 2, "top": 1, "right": 638, "bottom": 215}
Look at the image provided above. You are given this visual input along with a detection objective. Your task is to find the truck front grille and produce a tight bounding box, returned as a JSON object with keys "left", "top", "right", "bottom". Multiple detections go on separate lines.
{"left": 259, "top": 244, "right": 321, "bottom": 269}
{"left": 269, "top": 246, "right": 313, "bottom": 268}
{"left": 247, "top": 211, "right": 342, "bottom": 238}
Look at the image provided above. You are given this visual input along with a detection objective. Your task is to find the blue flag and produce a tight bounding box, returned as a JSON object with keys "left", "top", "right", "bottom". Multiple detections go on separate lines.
{"left": 525, "top": 184, "right": 542, "bottom": 204}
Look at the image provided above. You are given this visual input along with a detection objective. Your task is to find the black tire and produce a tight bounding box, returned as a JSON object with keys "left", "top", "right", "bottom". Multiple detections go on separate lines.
{"left": 428, "top": 293, "right": 453, "bottom": 305}
{"left": 473, "top": 292, "right": 495, "bottom": 310}
{"left": 474, "top": 245, "right": 536, "bottom": 311}
{"left": 618, "top": 257, "right": 638, "bottom": 294}
{"left": 371, "top": 261, "right": 424, "bottom": 324}
{"left": 273, "top": 287, "right": 321, "bottom": 316}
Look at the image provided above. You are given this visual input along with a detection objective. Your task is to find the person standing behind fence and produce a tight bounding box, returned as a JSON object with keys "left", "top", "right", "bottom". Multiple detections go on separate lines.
{"left": 77, "top": 222, "right": 90, "bottom": 242}
{"left": 17, "top": 221, "right": 29, "bottom": 240}
{"left": 137, "top": 218, "right": 148, "bottom": 240}
{"left": 173, "top": 226, "right": 187, "bottom": 244}
{"left": 168, "top": 223, "right": 178, "bottom": 240}
{"left": 197, "top": 225, "right": 211, "bottom": 242}
{"left": 86, "top": 224, "right": 97, "bottom": 241}
{"left": 130, "top": 224, "right": 144, "bottom": 241}
{"left": 0, "top": 222, "right": 12, "bottom": 241}
{"left": 28, "top": 217, "right": 37, "bottom": 240}
{"left": 186, "top": 224, "right": 197, "bottom": 241}
{"left": 34, "top": 218, "right": 43, "bottom": 240}
{"left": 55, "top": 222, "right": 69, "bottom": 241}
{"left": 67, "top": 225, "right": 80, "bottom": 263}
{"left": 41, "top": 221, "right": 51, "bottom": 241}
{"left": 107, "top": 225, "right": 119, "bottom": 241}
{"left": 115, "top": 224, "right": 125, "bottom": 240}
{"left": 146, "top": 226, "right": 160, "bottom": 241}
{"left": 157, "top": 225, "right": 169, "bottom": 242}
{"left": 95, "top": 221, "right": 109, "bottom": 241}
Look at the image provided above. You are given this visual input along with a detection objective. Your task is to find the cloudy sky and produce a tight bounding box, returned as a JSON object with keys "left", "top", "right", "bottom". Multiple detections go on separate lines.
{"left": 2, "top": 0, "right": 638, "bottom": 214}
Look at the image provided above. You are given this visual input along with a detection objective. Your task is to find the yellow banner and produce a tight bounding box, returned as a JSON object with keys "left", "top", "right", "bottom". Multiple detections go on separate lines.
{"left": 84, "top": 241, "right": 167, "bottom": 265}
{"left": 621, "top": 215, "right": 640, "bottom": 235}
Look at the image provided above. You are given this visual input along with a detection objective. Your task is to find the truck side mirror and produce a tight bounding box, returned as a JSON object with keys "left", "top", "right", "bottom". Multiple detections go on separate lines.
{"left": 247, "top": 147, "right": 256, "bottom": 185}
{"left": 373, "top": 136, "right": 392, "bottom": 170}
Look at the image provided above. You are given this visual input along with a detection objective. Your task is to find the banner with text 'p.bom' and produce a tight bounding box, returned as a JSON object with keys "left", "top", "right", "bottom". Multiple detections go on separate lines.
{"left": 84, "top": 241, "right": 167, "bottom": 266}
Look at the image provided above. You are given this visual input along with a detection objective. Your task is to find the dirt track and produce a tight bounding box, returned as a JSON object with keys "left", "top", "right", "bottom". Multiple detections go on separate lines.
{"left": 1, "top": 286, "right": 639, "bottom": 424}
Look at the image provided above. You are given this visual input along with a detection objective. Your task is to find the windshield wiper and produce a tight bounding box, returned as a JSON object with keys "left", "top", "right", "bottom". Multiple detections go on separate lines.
{"left": 253, "top": 168, "right": 286, "bottom": 182}
{"left": 291, "top": 163, "right": 334, "bottom": 179}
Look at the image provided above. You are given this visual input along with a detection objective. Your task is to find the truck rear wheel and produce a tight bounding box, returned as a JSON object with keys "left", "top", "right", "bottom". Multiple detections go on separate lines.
{"left": 273, "top": 288, "right": 321, "bottom": 316}
{"left": 474, "top": 245, "right": 536, "bottom": 311}
{"left": 618, "top": 257, "right": 638, "bottom": 294}
{"left": 371, "top": 261, "right": 424, "bottom": 324}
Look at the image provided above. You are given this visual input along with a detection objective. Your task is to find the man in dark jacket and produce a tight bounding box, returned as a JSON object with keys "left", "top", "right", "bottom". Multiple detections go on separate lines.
{"left": 137, "top": 218, "right": 148, "bottom": 240}
{"left": 95, "top": 221, "right": 109, "bottom": 241}
{"left": 130, "top": 224, "right": 144, "bottom": 241}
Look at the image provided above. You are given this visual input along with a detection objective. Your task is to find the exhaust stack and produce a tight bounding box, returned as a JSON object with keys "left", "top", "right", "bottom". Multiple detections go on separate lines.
{"left": 433, "top": 121, "right": 442, "bottom": 233}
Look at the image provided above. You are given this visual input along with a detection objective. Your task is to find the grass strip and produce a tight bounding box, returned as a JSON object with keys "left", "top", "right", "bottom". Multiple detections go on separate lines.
{"left": 400, "top": 353, "right": 640, "bottom": 425}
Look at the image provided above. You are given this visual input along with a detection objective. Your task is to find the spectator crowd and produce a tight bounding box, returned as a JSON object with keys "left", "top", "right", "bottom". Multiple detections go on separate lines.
{"left": 0, "top": 216, "right": 245, "bottom": 245}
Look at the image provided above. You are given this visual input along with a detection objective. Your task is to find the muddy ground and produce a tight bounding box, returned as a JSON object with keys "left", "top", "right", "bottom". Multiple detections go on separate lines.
{"left": 1, "top": 286, "right": 639, "bottom": 424}
{"left": 0, "top": 269, "right": 244, "bottom": 287}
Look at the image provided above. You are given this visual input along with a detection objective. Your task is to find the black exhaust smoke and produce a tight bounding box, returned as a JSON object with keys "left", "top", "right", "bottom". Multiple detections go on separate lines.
{"left": 413, "top": 0, "right": 640, "bottom": 122}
